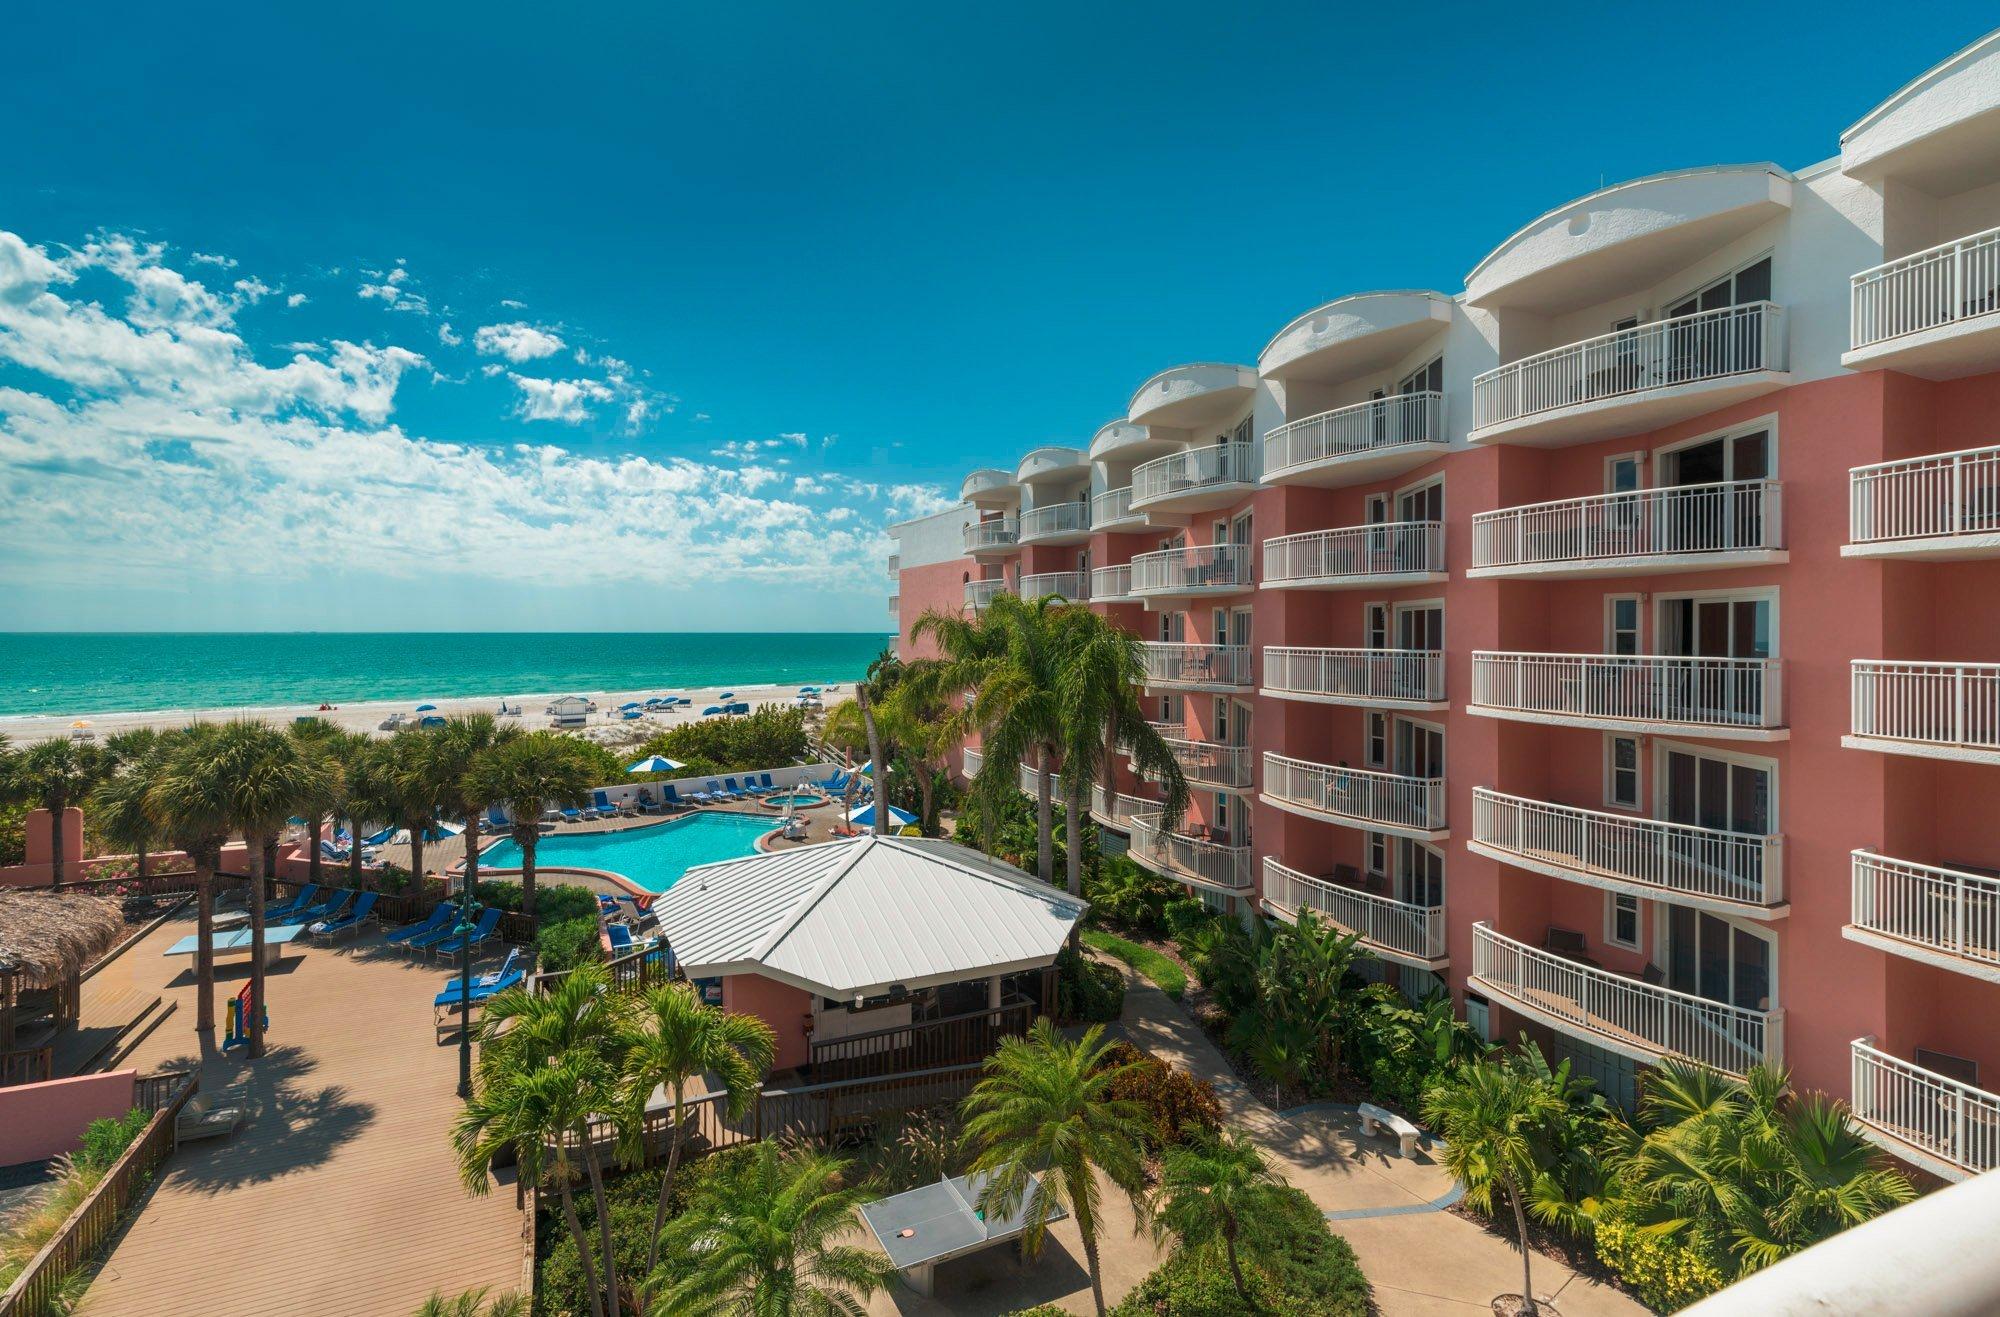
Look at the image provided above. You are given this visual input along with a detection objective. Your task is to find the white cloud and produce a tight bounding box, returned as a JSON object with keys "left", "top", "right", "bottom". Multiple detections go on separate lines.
{"left": 792, "top": 475, "right": 826, "bottom": 495}
{"left": 499, "top": 298, "right": 527, "bottom": 309}
{"left": 190, "top": 251, "right": 237, "bottom": 268}
{"left": 474, "top": 321, "right": 564, "bottom": 362}
{"left": 285, "top": 292, "right": 308, "bottom": 308}
{"left": 233, "top": 277, "right": 272, "bottom": 304}
{"left": 507, "top": 374, "right": 614, "bottom": 423}
{"left": 356, "top": 264, "right": 429, "bottom": 314}
{"left": 437, "top": 322, "right": 463, "bottom": 347}
{"left": 887, "top": 483, "right": 955, "bottom": 517}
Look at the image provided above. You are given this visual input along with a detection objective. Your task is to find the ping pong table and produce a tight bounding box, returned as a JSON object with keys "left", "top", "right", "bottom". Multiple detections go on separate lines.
{"left": 164, "top": 924, "right": 306, "bottom": 967}
{"left": 858, "top": 1170, "right": 1066, "bottom": 1297}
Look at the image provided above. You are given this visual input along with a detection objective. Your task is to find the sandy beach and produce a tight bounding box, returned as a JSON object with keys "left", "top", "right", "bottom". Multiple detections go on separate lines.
{"left": 0, "top": 679, "right": 851, "bottom": 745}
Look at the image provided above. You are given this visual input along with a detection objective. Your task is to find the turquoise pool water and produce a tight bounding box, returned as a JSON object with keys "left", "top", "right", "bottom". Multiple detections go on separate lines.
{"left": 480, "top": 812, "right": 773, "bottom": 893}
{"left": 763, "top": 792, "right": 828, "bottom": 807}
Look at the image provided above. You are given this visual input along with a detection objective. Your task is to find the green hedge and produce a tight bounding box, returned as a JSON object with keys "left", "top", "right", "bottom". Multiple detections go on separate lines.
{"left": 1053, "top": 943, "right": 1125, "bottom": 1022}
{"left": 1110, "top": 1184, "right": 1369, "bottom": 1316}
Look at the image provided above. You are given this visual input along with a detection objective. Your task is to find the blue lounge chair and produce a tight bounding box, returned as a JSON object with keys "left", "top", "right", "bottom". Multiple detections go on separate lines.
{"left": 312, "top": 892, "right": 378, "bottom": 941}
{"left": 757, "top": 773, "right": 776, "bottom": 790}
{"left": 429, "top": 907, "right": 503, "bottom": 960}
{"left": 486, "top": 803, "right": 509, "bottom": 830}
{"left": 592, "top": 789, "right": 625, "bottom": 817}
{"left": 384, "top": 904, "right": 452, "bottom": 946}
{"left": 560, "top": 806, "right": 583, "bottom": 824}
{"left": 434, "top": 969, "right": 526, "bottom": 1020}
{"left": 660, "top": 784, "right": 686, "bottom": 809}
{"left": 265, "top": 884, "right": 319, "bottom": 921}
{"left": 723, "top": 777, "right": 749, "bottom": 800}
{"left": 702, "top": 779, "right": 728, "bottom": 802}
{"left": 438, "top": 947, "right": 521, "bottom": 998}
{"left": 291, "top": 889, "right": 353, "bottom": 925}
{"left": 606, "top": 923, "right": 640, "bottom": 955}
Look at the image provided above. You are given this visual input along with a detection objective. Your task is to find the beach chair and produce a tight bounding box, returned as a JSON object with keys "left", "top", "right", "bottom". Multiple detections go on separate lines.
{"left": 264, "top": 884, "right": 319, "bottom": 922}
{"left": 723, "top": 777, "right": 751, "bottom": 800}
{"left": 659, "top": 784, "right": 688, "bottom": 811}
{"left": 757, "top": 773, "right": 776, "bottom": 790}
{"left": 560, "top": 806, "right": 584, "bottom": 824}
{"left": 428, "top": 907, "right": 503, "bottom": 960}
{"left": 177, "top": 1092, "right": 245, "bottom": 1143}
{"left": 311, "top": 892, "right": 378, "bottom": 942}
{"left": 634, "top": 789, "right": 659, "bottom": 814}
{"left": 384, "top": 903, "right": 452, "bottom": 947}
{"left": 701, "top": 779, "right": 730, "bottom": 802}
{"left": 292, "top": 889, "right": 353, "bottom": 925}
{"left": 485, "top": 803, "right": 510, "bottom": 830}
{"left": 437, "top": 947, "right": 521, "bottom": 999}
{"left": 592, "top": 790, "right": 630, "bottom": 818}
{"left": 606, "top": 923, "right": 659, "bottom": 956}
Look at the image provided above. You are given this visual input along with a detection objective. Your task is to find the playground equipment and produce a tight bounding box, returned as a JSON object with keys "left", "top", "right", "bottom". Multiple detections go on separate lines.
{"left": 222, "top": 982, "right": 267, "bottom": 1052}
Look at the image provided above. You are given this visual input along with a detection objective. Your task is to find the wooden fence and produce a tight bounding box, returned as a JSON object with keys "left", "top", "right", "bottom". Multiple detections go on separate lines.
{"left": 808, "top": 999, "right": 1035, "bottom": 1082}
{"left": 0, "top": 1070, "right": 197, "bottom": 1317}
{"left": 533, "top": 942, "right": 674, "bottom": 997}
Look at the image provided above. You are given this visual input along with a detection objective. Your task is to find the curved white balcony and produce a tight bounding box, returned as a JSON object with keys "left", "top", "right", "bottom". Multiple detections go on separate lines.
{"left": 1018, "top": 571, "right": 1087, "bottom": 602}
{"left": 1137, "top": 642, "right": 1251, "bottom": 691}
{"left": 1090, "top": 786, "right": 1159, "bottom": 831}
{"left": 1261, "top": 753, "right": 1446, "bottom": 840}
{"left": 1842, "top": 30, "right": 2000, "bottom": 188}
{"left": 1263, "top": 522, "right": 1445, "bottom": 590}
{"left": 887, "top": 594, "right": 899, "bottom": 619}
{"left": 1262, "top": 393, "right": 1449, "bottom": 487}
{"left": 1258, "top": 290, "right": 1454, "bottom": 383}
{"left": 961, "top": 469, "right": 1018, "bottom": 503}
{"left": 1470, "top": 923, "right": 1781, "bottom": 1075}
{"left": 1128, "top": 813, "right": 1252, "bottom": 892}
{"left": 1017, "top": 501, "right": 1091, "bottom": 545}
{"left": 1091, "top": 486, "right": 1143, "bottom": 531}
{"left": 1469, "top": 787, "right": 1784, "bottom": 917}
{"left": 963, "top": 518, "right": 1020, "bottom": 555}
{"left": 964, "top": 578, "right": 1011, "bottom": 610}
{"left": 1468, "top": 652, "right": 1785, "bottom": 740}
{"left": 1846, "top": 850, "right": 2000, "bottom": 985}
{"left": 1089, "top": 564, "right": 1134, "bottom": 603}
{"left": 1142, "top": 738, "right": 1253, "bottom": 792}
{"left": 1850, "top": 1038, "right": 2000, "bottom": 1183}
{"left": 1018, "top": 760, "right": 1061, "bottom": 800}
{"left": 960, "top": 746, "right": 983, "bottom": 777}
{"left": 1846, "top": 225, "right": 2000, "bottom": 378}
{"left": 1846, "top": 660, "right": 2000, "bottom": 764}
{"left": 1470, "top": 480, "right": 1784, "bottom": 578}
{"left": 1089, "top": 419, "right": 1175, "bottom": 464}
{"left": 1130, "top": 442, "right": 1259, "bottom": 515}
{"left": 1015, "top": 446, "right": 1088, "bottom": 485}
{"left": 1470, "top": 303, "right": 1788, "bottom": 447}
{"left": 1262, "top": 858, "right": 1447, "bottom": 970}
{"left": 1127, "top": 363, "right": 1257, "bottom": 430}
{"left": 886, "top": 554, "right": 900, "bottom": 575}
{"left": 1261, "top": 647, "right": 1444, "bottom": 709}
{"left": 1846, "top": 443, "right": 2000, "bottom": 559}
{"left": 1129, "top": 543, "right": 1253, "bottom": 600}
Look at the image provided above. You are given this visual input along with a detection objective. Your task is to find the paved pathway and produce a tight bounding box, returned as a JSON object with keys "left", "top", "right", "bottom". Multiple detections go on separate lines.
{"left": 1104, "top": 964, "right": 1649, "bottom": 1316}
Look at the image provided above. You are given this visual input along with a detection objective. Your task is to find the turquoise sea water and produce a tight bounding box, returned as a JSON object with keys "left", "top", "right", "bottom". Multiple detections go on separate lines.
{"left": 0, "top": 632, "right": 891, "bottom": 718}
{"left": 480, "top": 812, "right": 774, "bottom": 892}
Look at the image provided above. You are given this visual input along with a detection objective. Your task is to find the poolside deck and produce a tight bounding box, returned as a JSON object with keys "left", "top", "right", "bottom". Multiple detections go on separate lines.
{"left": 73, "top": 911, "right": 526, "bottom": 1317}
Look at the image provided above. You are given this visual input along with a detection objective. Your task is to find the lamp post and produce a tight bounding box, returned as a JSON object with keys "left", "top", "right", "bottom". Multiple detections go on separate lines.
{"left": 456, "top": 814, "right": 481, "bottom": 1099}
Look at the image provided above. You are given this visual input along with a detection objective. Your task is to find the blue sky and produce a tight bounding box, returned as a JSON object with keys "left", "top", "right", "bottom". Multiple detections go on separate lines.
{"left": 0, "top": 1, "right": 1992, "bottom": 631}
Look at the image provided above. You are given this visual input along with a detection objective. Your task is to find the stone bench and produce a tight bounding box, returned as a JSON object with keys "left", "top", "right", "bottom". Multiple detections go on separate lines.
{"left": 1358, "top": 1102, "right": 1421, "bottom": 1157}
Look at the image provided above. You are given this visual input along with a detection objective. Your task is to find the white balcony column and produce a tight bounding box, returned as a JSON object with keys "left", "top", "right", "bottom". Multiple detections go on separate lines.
{"left": 1129, "top": 543, "right": 1253, "bottom": 597}
{"left": 1850, "top": 224, "right": 2000, "bottom": 350}
{"left": 1261, "top": 857, "right": 1446, "bottom": 965}
{"left": 1262, "top": 753, "right": 1446, "bottom": 835}
{"left": 1846, "top": 850, "right": 2000, "bottom": 981}
{"left": 1261, "top": 392, "right": 1447, "bottom": 483}
{"left": 1138, "top": 642, "right": 1251, "bottom": 689}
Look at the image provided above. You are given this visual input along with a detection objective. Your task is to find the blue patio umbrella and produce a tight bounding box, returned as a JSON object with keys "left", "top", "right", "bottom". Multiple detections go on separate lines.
{"left": 702, "top": 705, "right": 724, "bottom": 716}
{"left": 415, "top": 703, "right": 437, "bottom": 711}
{"left": 627, "top": 755, "right": 685, "bottom": 774}
{"left": 849, "top": 801, "right": 915, "bottom": 829}
{"left": 619, "top": 701, "right": 643, "bottom": 710}
{"left": 718, "top": 691, "right": 735, "bottom": 700}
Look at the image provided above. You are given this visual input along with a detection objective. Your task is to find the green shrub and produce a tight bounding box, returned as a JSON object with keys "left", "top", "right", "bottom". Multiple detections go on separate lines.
{"left": 536, "top": 917, "right": 603, "bottom": 972}
{"left": 537, "top": 1150, "right": 753, "bottom": 1316}
{"left": 637, "top": 705, "right": 809, "bottom": 775}
{"left": 1593, "top": 1216, "right": 1727, "bottom": 1313}
{"left": 1082, "top": 929, "right": 1187, "bottom": 999}
{"left": 1083, "top": 856, "right": 1181, "bottom": 935}
{"left": 533, "top": 884, "right": 600, "bottom": 927}
{"left": 373, "top": 862, "right": 412, "bottom": 894}
{"left": 1099, "top": 1043, "right": 1222, "bottom": 1151}
{"left": 1110, "top": 1184, "right": 1369, "bottom": 1316}
{"left": 1052, "top": 943, "right": 1124, "bottom": 1022}
{"left": 76, "top": 1107, "right": 150, "bottom": 1173}
{"left": 1004, "top": 1307, "right": 1071, "bottom": 1317}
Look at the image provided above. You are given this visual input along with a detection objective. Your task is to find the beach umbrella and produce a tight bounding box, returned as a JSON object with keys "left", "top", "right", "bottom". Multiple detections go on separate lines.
{"left": 627, "top": 755, "right": 685, "bottom": 774}
{"left": 718, "top": 691, "right": 735, "bottom": 700}
{"left": 856, "top": 760, "right": 874, "bottom": 776}
{"left": 619, "top": 701, "right": 643, "bottom": 710}
{"left": 415, "top": 703, "right": 437, "bottom": 711}
{"left": 702, "top": 705, "right": 725, "bottom": 716}
{"left": 71, "top": 719, "right": 90, "bottom": 728}
{"left": 850, "top": 801, "right": 915, "bottom": 829}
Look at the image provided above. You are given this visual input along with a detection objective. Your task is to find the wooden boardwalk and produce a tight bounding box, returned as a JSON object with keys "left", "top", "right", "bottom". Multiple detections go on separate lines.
{"left": 73, "top": 912, "right": 525, "bottom": 1317}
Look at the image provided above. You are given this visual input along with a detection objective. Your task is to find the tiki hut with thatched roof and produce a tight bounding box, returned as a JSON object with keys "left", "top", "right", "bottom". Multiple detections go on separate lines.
{"left": 0, "top": 890, "right": 126, "bottom": 1082}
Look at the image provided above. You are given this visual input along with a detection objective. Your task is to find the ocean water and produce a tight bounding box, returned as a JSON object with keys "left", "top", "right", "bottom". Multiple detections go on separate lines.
{"left": 0, "top": 632, "right": 891, "bottom": 718}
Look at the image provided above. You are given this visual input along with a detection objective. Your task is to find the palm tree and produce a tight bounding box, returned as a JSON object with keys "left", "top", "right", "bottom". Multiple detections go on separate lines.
{"left": 473, "top": 966, "right": 633, "bottom": 1313}
{"left": 853, "top": 649, "right": 900, "bottom": 836}
{"left": 382, "top": 728, "right": 450, "bottom": 888}
{"left": 1144, "top": 1129, "right": 1294, "bottom": 1307}
{"left": 621, "top": 982, "right": 777, "bottom": 1276}
{"left": 92, "top": 732, "right": 165, "bottom": 882}
{"left": 343, "top": 737, "right": 402, "bottom": 890}
{"left": 960, "top": 1019, "right": 1149, "bottom": 1317}
{"left": 204, "top": 721, "right": 332, "bottom": 1059}
{"left": 1422, "top": 1056, "right": 1571, "bottom": 1314}
{"left": 285, "top": 719, "right": 347, "bottom": 888}
{"left": 877, "top": 659, "right": 958, "bottom": 835}
{"left": 462, "top": 731, "right": 592, "bottom": 918}
{"left": 651, "top": 1141, "right": 895, "bottom": 1317}
{"left": 147, "top": 725, "right": 233, "bottom": 1033}
{"left": 2, "top": 738, "right": 110, "bottom": 886}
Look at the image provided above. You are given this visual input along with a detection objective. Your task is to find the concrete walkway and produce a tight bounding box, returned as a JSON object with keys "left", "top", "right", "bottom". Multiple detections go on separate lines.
{"left": 1105, "top": 965, "right": 1649, "bottom": 1316}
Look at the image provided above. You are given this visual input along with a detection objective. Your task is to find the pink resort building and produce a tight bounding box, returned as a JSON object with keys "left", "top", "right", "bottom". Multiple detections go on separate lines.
{"left": 888, "top": 30, "right": 2000, "bottom": 1182}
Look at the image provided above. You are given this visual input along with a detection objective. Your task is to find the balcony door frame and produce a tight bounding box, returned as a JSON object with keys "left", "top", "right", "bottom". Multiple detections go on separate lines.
{"left": 1652, "top": 415, "right": 1780, "bottom": 488}
{"left": 1651, "top": 738, "right": 1779, "bottom": 905}
{"left": 1654, "top": 904, "right": 1780, "bottom": 1015}
{"left": 1652, "top": 585, "right": 1780, "bottom": 660}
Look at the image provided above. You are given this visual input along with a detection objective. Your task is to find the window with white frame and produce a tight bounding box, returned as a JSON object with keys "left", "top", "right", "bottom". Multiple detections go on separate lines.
{"left": 1606, "top": 735, "right": 1641, "bottom": 810}
{"left": 1365, "top": 711, "right": 1387, "bottom": 768}
{"left": 1366, "top": 831, "right": 1387, "bottom": 878}
{"left": 1213, "top": 791, "right": 1229, "bottom": 835}
{"left": 1212, "top": 697, "right": 1228, "bottom": 742}
{"left": 1606, "top": 893, "right": 1641, "bottom": 950}
{"left": 1364, "top": 602, "right": 1388, "bottom": 651}
{"left": 1607, "top": 595, "right": 1641, "bottom": 657}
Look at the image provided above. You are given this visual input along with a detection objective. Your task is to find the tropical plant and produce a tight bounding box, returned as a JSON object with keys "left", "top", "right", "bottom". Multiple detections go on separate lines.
{"left": 91, "top": 744, "right": 165, "bottom": 883}
{"left": 620, "top": 982, "right": 777, "bottom": 1276}
{"left": 376, "top": 729, "right": 450, "bottom": 886}
{"left": 1111, "top": 1183, "right": 1370, "bottom": 1317}
{"left": 639, "top": 704, "right": 809, "bottom": 775}
{"left": 1144, "top": 1129, "right": 1296, "bottom": 1307}
{"left": 1096, "top": 1043, "right": 1223, "bottom": 1151}
{"left": 853, "top": 649, "right": 899, "bottom": 836}
{"left": 651, "top": 1141, "right": 896, "bottom": 1317}
{"left": 1083, "top": 855, "right": 1181, "bottom": 934}
{"left": 1, "top": 737, "right": 109, "bottom": 886}
{"left": 876, "top": 657, "right": 959, "bottom": 835}
{"left": 1349, "top": 984, "right": 1490, "bottom": 1111}
{"left": 462, "top": 730, "right": 591, "bottom": 917}
{"left": 960, "top": 1019, "right": 1150, "bottom": 1317}
{"left": 411, "top": 1288, "right": 526, "bottom": 1317}
{"left": 146, "top": 724, "right": 233, "bottom": 1032}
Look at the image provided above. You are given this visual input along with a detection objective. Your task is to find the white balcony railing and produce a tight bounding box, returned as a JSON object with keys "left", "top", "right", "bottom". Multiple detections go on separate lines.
{"left": 1470, "top": 652, "right": 1783, "bottom": 732}
{"left": 1153, "top": 738, "right": 1253, "bottom": 789}
{"left": 1471, "top": 923, "right": 1781, "bottom": 1074}
{"left": 1851, "top": 1039, "right": 2000, "bottom": 1180}
{"left": 1018, "top": 571, "right": 1088, "bottom": 601}
{"left": 1849, "top": 443, "right": 2000, "bottom": 547}
{"left": 886, "top": 554, "right": 900, "bottom": 575}
{"left": 1138, "top": 642, "right": 1251, "bottom": 688}
{"left": 964, "top": 578, "right": 1011, "bottom": 610}
{"left": 1472, "top": 302, "right": 1786, "bottom": 431}
{"left": 1092, "top": 486, "right": 1139, "bottom": 528}
{"left": 887, "top": 595, "right": 899, "bottom": 618}
{"left": 1262, "top": 858, "right": 1446, "bottom": 963}
{"left": 1263, "top": 392, "right": 1446, "bottom": 480}
{"left": 1130, "top": 543, "right": 1253, "bottom": 595}
{"left": 1263, "top": 521, "right": 1445, "bottom": 586}
{"left": 1850, "top": 850, "right": 2000, "bottom": 971}
{"left": 1018, "top": 502, "right": 1090, "bottom": 541}
{"left": 1263, "top": 753, "right": 1445, "bottom": 833}
{"left": 1472, "top": 788, "right": 1783, "bottom": 909}
{"left": 1851, "top": 660, "right": 2000, "bottom": 753}
{"left": 1472, "top": 480, "right": 1782, "bottom": 571}
{"left": 1128, "top": 813, "right": 1253, "bottom": 889}
{"left": 1131, "top": 442, "right": 1257, "bottom": 507}
{"left": 1091, "top": 786, "right": 1158, "bottom": 827}
{"left": 1090, "top": 565, "right": 1133, "bottom": 601}
{"left": 1018, "top": 760, "right": 1061, "bottom": 800}
{"left": 1850, "top": 224, "right": 2000, "bottom": 350}
{"left": 1262, "top": 646, "right": 1444, "bottom": 704}
{"left": 963, "top": 518, "right": 1019, "bottom": 551}
{"left": 960, "top": 747, "right": 983, "bottom": 776}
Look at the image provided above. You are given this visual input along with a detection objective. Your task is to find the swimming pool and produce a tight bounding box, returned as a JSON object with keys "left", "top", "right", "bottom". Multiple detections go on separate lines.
{"left": 760, "top": 792, "right": 829, "bottom": 809}
{"left": 480, "top": 812, "right": 773, "bottom": 893}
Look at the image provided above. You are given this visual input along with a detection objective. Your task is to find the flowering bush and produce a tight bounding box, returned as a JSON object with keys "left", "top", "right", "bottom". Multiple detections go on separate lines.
{"left": 1592, "top": 1217, "right": 1726, "bottom": 1313}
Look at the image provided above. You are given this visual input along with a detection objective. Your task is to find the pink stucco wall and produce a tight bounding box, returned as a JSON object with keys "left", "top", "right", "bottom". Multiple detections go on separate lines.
{"left": 0, "top": 1069, "right": 139, "bottom": 1166}
{"left": 721, "top": 972, "right": 814, "bottom": 1071}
